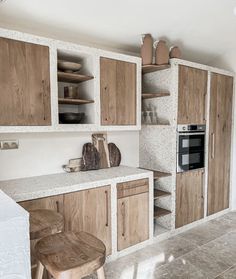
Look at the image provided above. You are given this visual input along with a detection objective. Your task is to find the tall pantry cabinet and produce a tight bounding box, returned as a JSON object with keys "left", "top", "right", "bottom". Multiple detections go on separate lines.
{"left": 207, "top": 73, "right": 234, "bottom": 215}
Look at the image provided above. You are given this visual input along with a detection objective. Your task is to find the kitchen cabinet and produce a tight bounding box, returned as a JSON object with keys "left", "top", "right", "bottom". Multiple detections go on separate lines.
{"left": 100, "top": 57, "right": 136, "bottom": 125}
{"left": 117, "top": 179, "right": 149, "bottom": 251}
{"left": 207, "top": 73, "right": 233, "bottom": 216}
{"left": 0, "top": 37, "right": 51, "bottom": 126}
{"left": 19, "top": 195, "right": 63, "bottom": 279}
{"left": 63, "top": 185, "right": 112, "bottom": 255}
{"left": 176, "top": 170, "right": 204, "bottom": 228}
{"left": 178, "top": 65, "right": 207, "bottom": 124}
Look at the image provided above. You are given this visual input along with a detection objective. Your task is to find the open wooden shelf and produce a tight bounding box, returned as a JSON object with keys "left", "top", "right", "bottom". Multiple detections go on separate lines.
{"left": 142, "top": 92, "right": 170, "bottom": 99}
{"left": 58, "top": 71, "right": 94, "bottom": 83}
{"left": 154, "top": 206, "right": 171, "bottom": 218}
{"left": 154, "top": 189, "right": 171, "bottom": 199}
{"left": 58, "top": 98, "right": 94, "bottom": 105}
{"left": 153, "top": 171, "right": 172, "bottom": 179}
{"left": 142, "top": 64, "right": 171, "bottom": 74}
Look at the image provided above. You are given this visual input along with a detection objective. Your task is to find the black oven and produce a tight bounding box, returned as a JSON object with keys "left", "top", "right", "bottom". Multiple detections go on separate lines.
{"left": 177, "top": 125, "right": 205, "bottom": 173}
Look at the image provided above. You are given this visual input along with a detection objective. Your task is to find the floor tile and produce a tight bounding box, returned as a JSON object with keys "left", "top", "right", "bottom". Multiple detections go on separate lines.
{"left": 215, "top": 265, "right": 236, "bottom": 279}
{"left": 181, "top": 247, "right": 231, "bottom": 278}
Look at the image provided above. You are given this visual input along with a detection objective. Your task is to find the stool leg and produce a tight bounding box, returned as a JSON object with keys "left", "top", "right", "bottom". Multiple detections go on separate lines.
{"left": 35, "top": 261, "right": 44, "bottom": 279}
{"left": 97, "top": 266, "right": 105, "bottom": 279}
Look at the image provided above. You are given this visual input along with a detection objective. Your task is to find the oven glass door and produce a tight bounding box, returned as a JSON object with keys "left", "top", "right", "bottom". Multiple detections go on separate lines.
{"left": 179, "top": 134, "right": 205, "bottom": 153}
{"left": 178, "top": 150, "right": 205, "bottom": 172}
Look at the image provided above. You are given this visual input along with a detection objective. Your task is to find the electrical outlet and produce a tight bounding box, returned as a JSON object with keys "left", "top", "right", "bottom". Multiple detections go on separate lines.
{"left": 0, "top": 140, "right": 19, "bottom": 150}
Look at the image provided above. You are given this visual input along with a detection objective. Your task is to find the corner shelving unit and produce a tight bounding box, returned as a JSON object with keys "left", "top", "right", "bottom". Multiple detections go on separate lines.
{"left": 140, "top": 62, "right": 177, "bottom": 237}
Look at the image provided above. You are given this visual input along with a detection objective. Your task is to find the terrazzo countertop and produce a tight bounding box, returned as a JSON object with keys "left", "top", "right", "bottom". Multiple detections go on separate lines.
{"left": 0, "top": 166, "right": 152, "bottom": 202}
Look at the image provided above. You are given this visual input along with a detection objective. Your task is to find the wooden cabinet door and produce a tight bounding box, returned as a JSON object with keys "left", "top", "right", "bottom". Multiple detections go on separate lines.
{"left": 207, "top": 73, "right": 233, "bottom": 216}
{"left": 117, "top": 192, "right": 149, "bottom": 251}
{"left": 19, "top": 195, "right": 64, "bottom": 214}
{"left": 178, "top": 65, "right": 207, "bottom": 124}
{"left": 0, "top": 37, "right": 51, "bottom": 126}
{"left": 19, "top": 195, "right": 63, "bottom": 278}
{"left": 176, "top": 170, "right": 204, "bottom": 228}
{"left": 63, "top": 185, "right": 112, "bottom": 255}
{"left": 100, "top": 57, "right": 136, "bottom": 125}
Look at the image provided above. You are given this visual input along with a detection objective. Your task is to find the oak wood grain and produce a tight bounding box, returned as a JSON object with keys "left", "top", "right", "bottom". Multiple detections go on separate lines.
{"left": 176, "top": 170, "right": 204, "bottom": 228}
{"left": 178, "top": 65, "right": 207, "bottom": 124}
{"left": 117, "top": 192, "right": 149, "bottom": 251}
{"left": 117, "top": 178, "right": 149, "bottom": 199}
{"left": 100, "top": 57, "right": 136, "bottom": 125}
{"left": 207, "top": 73, "right": 233, "bottom": 216}
{"left": 63, "top": 186, "right": 112, "bottom": 255}
{"left": 35, "top": 231, "right": 106, "bottom": 279}
{"left": 0, "top": 37, "right": 51, "bottom": 126}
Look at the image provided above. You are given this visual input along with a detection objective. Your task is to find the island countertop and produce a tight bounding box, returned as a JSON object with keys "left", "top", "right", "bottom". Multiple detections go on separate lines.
{"left": 0, "top": 166, "right": 153, "bottom": 202}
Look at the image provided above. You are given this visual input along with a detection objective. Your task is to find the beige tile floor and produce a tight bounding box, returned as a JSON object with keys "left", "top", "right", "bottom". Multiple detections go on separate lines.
{"left": 86, "top": 211, "right": 236, "bottom": 279}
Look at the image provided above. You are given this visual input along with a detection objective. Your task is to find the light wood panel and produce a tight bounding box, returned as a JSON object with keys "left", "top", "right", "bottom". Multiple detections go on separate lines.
{"left": 117, "top": 192, "right": 149, "bottom": 251}
{"left": 207, "top": 73, "right": 233, "bottom": 216}
{"left": 0, "top": 37, "right": 51, "bottom": 126}
{"left": 63, "top": 186, "right": 112, "bottom": 255}
{"left": 178, "top": 65, "right": 207, "bottom": 124}
{"left": 100, "top": 57, "right": 136, "bottom": 125}
{"left": 117, "top": 178, "right": 149, "bottom": 199}
{"left": 176, "top": 170, "right": 204, "bottom": 228}
{"left": 35, "top": 231, "right": 106, "bottom": 279}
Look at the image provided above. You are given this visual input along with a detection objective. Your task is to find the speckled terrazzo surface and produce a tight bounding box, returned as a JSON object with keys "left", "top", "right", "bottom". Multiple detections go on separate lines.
{"left": 0, "top": 166, "right": 152, "bottom": 202}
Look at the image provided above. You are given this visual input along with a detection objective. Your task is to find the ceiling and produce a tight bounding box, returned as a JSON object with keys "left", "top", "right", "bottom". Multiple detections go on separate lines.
{"left": 0, "top": 0, "right": 236, "bottom": 64}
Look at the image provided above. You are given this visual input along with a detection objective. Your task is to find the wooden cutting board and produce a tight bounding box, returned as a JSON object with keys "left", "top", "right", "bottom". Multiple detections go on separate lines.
{"left": 108, "top": 143, "right": 121, "bottom": 167}
{"left": 81, "top": 143, "right": 100, "bottom": 171}
{"left": 92, "top": 133, "right": 110, "bottom": 169}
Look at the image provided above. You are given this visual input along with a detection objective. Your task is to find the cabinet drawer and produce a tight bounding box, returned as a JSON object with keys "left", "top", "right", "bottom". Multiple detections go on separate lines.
{"left": 117, "top": 178, "right": 149, "bottom": 199}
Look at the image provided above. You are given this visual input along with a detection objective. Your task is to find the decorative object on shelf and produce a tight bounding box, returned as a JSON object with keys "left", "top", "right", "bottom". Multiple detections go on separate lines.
{"left": 64, "top": 86, "right": 79, "bottom": 99}
{"left": 81, "top": 143, "right": 100, "bottom": 171}
{"left": 154, "top": 40, "right": 169, "bottom": 65}
{"left": 141, "top": 34, "right": 153, "bottom": 65}
{"left": 108, "top": 143, "right": 121, "bottom": 167}
{"left": 62, "top": 158, "right": 82, "bottom": 173}
{"left": 169, "top": 46, "right": 181, "bottom": 59}
{"left": 92, "top": 133, "right": 110, "bottom": 169}
{"left": 57, "top": 60, "right": 82, "bottom": 73}
{"left": 59, "top": 112, "right": 85, "bottom": 124}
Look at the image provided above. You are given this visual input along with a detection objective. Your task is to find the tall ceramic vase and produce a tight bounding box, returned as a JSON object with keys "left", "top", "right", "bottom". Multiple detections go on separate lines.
{"left": 141, "top": 34, "right": 153, "bottom": 65}
{"left": 154, "top": 40, "right": 169, "bottom": 65}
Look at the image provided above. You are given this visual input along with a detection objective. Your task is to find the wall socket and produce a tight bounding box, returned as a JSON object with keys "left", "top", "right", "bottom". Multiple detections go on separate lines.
{"left": 0, "top": 140, "right": 19, "bottom": 150}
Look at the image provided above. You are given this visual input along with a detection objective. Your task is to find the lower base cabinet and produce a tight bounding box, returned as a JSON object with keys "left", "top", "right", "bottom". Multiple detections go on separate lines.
{"left": 117, "top": 179, "right": 149, "bottom": 251}
{"left": 176, "top": 170, "right": 204, "bottom": 228}
{"left": 63, "top": 185, "right": 112, "bottom": 255}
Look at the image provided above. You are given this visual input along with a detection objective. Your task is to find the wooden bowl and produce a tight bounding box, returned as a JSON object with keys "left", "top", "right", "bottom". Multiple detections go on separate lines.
{"left": 58, "top": 60, "right": 82, "bottom": 73}
{"left": 59, "top": 113, "right": 85, "bottom": 124}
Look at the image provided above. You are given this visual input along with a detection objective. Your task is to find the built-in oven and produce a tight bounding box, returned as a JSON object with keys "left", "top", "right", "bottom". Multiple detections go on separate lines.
{"left": 177, "top": 124, "right": 205, "bottom": 173}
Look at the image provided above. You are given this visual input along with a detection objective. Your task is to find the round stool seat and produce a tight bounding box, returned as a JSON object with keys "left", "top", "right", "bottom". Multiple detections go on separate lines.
{"left": 35, "top": 231, "right": 106, "bottom": 279}
{"left": 29, "top": 209, "right": 64, "bottom": 240}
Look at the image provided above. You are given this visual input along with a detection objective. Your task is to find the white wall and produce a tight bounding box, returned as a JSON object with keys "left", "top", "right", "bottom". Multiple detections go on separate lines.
{"left": 0, "top": 131, "right": 139, "bottom": 181}
{"left": 209, "top": 51, "right": 236, "bottom": 209}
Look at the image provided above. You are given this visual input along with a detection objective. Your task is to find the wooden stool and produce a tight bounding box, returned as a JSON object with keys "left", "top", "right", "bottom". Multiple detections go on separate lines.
{"left": 29, "top": 209, "right": 64, "bottom": 279}
{"left": 29, "top": 209, "right": 64, "bottom": 240}
{"left": 34, "top": 231, "right": 106, "bottom": 279}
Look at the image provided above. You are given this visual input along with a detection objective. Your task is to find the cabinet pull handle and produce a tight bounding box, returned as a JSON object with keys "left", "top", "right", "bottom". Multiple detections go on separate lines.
{"left": 211, "top": 133, "right": 215, "bottom": 159}
{"left": 105, "top": 190, "right": 109, "bottom": 227}
{"left": 56, "top": 201, "right": 59, "bottom": 213}
{"left": 201, "top": 171, "right": 205, "bottom": 199}
{"left": 122, "top": 202, "right": 126, "bottom": 237}
{"left": 203, "top": 93, "right": 207, "bottom": 122}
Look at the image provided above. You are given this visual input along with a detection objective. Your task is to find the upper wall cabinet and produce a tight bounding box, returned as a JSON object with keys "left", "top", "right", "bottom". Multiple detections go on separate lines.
{"left": 100, "top": 57, "right": 137, "bottom": 125}
{"left": 0, "top": 37, "right": 51, "bottom": 126}
{"left": 207, "top": 73, "right": 233, "bottom": 216}
{"left": 178, "top": 65, "right": 207, "bottom": 124}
